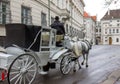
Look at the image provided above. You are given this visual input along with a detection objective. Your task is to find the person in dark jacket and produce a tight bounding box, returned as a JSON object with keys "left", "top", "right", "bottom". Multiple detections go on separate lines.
{"left": 51, "top": 16, "right": 65, "bottom": 35}
{"left": 51, "top": 16, "right": 65, "bottom": 46}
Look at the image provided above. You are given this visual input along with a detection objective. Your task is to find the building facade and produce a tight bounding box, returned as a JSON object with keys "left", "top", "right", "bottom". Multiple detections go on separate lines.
{"left": 101, "top": 9, "right": 120, "bottom": 45}
{"left": 96, "top": 21, "right": 101, "bottom": 44}
{"left": 0, "top": 0, "right": 85, "bottom": 37}
{"left": 84, "top": 11, "right": 96, "bottom": 45}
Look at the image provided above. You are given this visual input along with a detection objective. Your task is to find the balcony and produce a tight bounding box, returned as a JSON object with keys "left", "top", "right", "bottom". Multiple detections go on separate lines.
{"left": 60, "top": 9, "right": 70, "bottom": 21}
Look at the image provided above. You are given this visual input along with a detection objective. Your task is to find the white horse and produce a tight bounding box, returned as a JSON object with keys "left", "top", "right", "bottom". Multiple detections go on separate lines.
{"left": 64, "top": 35, "right": 92, "bottom": 68}
{"left": 79, "top": 39, "right": 92, "bottom": 67}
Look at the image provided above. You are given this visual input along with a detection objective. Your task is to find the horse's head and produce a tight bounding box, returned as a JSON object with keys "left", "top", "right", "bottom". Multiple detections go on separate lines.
{"left": 84, "top": 38, "right": 92, "bottom": 49}
{"left": 64, "top": 34, "right": 75, "bottom": 50}
{"left": 71, "top": 36, "right": 78, "bottom": 42}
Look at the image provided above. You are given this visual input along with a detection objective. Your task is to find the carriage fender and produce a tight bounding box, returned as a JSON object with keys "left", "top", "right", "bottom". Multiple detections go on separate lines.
{"left": 51, "top": 49, "right": 68, "bottom": 60}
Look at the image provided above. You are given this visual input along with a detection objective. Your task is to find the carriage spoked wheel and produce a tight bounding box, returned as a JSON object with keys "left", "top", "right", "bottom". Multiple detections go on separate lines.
{"left": 8, "top": 54, "right": 38, "bottom": 84}
{"left": 60, "top": 52, "right": 72, "bottom": 75}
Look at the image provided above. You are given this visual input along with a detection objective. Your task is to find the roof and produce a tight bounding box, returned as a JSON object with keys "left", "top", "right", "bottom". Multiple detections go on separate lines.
{"left": 84, "top": 11, "right": 97, "bottom": 21}
{"left": 91, "top": 16, "right": 97, "bottom": 21}
{"left": 84, "top": 11, "right": 90, "bottom": 17}
{"left": 101, "top": 9, "right": 120, "bottom": 20}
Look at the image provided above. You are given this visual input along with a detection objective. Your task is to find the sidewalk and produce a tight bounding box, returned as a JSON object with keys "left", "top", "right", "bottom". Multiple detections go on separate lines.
{"left": 101, "top": 69, "right": 120, "bottom": 84}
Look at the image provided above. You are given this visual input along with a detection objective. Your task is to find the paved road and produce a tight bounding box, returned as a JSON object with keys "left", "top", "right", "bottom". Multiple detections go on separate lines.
{"left": 1, "top": 45, "right": 120, "bottom": 84}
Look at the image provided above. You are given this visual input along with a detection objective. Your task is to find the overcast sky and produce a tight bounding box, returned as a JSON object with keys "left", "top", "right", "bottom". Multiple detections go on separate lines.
{"left": 84, "top": 0, "right": 120, "bottom": 21}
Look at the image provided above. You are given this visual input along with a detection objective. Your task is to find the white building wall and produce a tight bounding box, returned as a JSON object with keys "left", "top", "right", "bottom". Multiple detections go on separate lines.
{"left": 112, "top": 36, "right": 120, "bottom": 45}
{"left": 10, "top": 0, "right": 22, "bottom": 23}
{"left": 1, "top": 0, "right": 85, "bottom": 38}
{"left": 84, "top": 18, "right": 96, "bottom": 44}
{"left": 10, "top": 0, "right": 50, "bottom": 25}
{"left": 101, "top": 19, "right": 120, "bottom": 45}
{"left": 0, "top": 25, "right": 6, "bottom": 36}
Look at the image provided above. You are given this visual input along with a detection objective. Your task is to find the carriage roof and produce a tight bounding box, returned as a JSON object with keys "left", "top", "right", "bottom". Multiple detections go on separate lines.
{"left": 4, "top": 24, "right": 42, "bottom": 51}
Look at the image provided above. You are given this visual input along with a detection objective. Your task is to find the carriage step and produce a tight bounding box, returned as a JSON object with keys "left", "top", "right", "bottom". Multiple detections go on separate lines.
{"left": 39, "top": 71, "right": 48, "bottom": 75}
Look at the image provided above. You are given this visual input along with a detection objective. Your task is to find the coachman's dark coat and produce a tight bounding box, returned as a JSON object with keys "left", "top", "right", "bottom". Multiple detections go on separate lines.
{"left": 51, "top": 21, "right": 65, "bottom": 35}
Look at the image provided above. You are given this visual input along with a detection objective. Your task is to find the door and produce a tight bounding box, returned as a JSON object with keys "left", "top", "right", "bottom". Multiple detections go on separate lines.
{"left": 109, "top": 37, "right": 112, "bottom": 45}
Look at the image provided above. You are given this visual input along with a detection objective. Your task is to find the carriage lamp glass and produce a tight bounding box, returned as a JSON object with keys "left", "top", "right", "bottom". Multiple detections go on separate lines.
{"left": 41, "top": 30, "right": 50, "bottom": 46}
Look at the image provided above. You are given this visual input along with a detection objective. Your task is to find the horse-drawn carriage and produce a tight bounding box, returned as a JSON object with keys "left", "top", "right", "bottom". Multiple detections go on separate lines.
{"left": 0, "top": 24, "right": 92, "bottom": 84}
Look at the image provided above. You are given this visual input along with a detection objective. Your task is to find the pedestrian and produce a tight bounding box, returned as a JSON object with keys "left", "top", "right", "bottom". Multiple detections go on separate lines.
{"left": 51, "top": 16, "right": 65, "bottom": 46}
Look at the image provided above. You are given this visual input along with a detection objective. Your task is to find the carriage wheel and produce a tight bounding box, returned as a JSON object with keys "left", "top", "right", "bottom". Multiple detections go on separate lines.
{"left": 60, "top": 53, "right": 72, "bottom": 75}
{"left": 8, "top": 54, "right": 38, "bottom": 84}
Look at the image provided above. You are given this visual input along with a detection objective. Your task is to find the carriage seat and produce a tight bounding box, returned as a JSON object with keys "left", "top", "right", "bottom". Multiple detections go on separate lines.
{"left": 56, "top": 35, "right": 64, "bottom": 47}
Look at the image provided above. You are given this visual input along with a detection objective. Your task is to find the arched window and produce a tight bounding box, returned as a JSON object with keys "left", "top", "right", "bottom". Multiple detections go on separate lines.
{"left": 116, "top": 38, "right": 119, "bottom": 42}
{"left": 116, "top": 29, "right": 119, "bottom": 33}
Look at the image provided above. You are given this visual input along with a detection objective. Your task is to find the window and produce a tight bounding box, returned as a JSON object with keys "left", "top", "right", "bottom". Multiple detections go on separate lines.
{"left": 116, "top": 29, "right": 119, "bottom": 33}
{"left": 96, "top": 29, "right": 98, "bottom": 32}
{"left": 99, "top": 29, "right": 101, "bottom": 32}
{"left": 105, "top": 24, "right": 107, "bottom": 27}
{"left": 105, "top": 40, "right": 107, "bottom": 42}
{"left": 116, "top": 38, "right": 119, "bottom": 42}
{"left": 66, "top": 24, "right": 68, "bottom": 34}
{"left": 109, "top": 29, "right": 111, "bottom": 34}
{"left": 71, "top": 27, "right": 73, "bottom": 36}
{"left": 0, "top": 1, "right": 10, "bottom": 24}
{"left": 109, "top": 24, "right": 112, "bottom": 26}
{"left": 69, "top": 26, "right": 72, "bottom": 36}
{"left": 41, "top": 29, "right": 50, "bottom": 46}
{"left": 113, "top": 29, "right": 115, "bottom": 33}
{"left": 117, "top": 24, "right": 120, "bottom": 26}
{"left": 21, "top": 6, "right": 32, "bottom": 25}
{"left": 41, "top": 12, "right": 47, "bottom": 26}
{"left": 51, "top": 17, "right": 54, "bottom": 24}
{"left": 105, "top": 29, "right": 107, "bottom": 34}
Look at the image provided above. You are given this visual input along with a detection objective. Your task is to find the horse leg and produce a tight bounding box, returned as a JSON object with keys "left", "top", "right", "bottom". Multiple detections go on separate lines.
{"left": 81, "top": 53, "right": 85, "bottom": 65}
{"left": 86, "top": 52, "right": 89, "bottom": 67}
{"left": 73, "top": 59, "right": 78, "bottom": 72}
{"left": 73, "top": 58, "right": 81, "bottom": 72}
{"left": 77, "top": 58, "right": 81, "bottom": 69}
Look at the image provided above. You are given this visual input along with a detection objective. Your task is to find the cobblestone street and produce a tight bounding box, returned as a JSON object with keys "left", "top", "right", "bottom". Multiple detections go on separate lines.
{"left": 1, "top": 45, "right": 120, "bottom": 84}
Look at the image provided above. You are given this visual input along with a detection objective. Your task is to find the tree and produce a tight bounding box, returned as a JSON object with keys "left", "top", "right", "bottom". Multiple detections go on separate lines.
{"left": 104, "top": 0, "right": 114, "bottom": 7}
{"left": 104, "top": 0, "right": 119, "bottom": 7}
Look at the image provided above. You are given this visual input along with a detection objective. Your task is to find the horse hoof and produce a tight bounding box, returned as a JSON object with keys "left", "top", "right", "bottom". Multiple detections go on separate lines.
{"left": 86, "top": 65, "right": 88, "bottom": 67}
{"left": 73, "top": 69, "right": 76, "bottom": 72}
{"left": 81, "top": 62, "right": 84, "bottom": 65}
